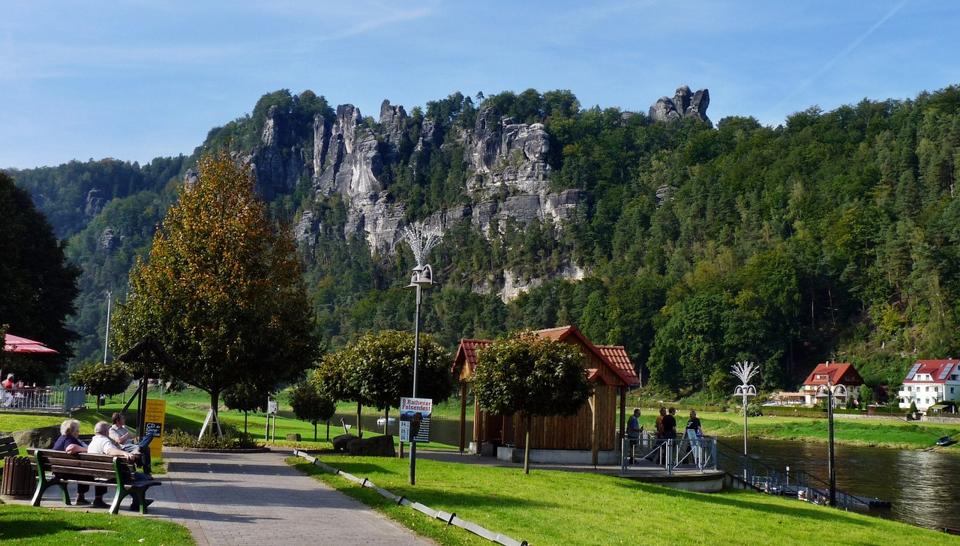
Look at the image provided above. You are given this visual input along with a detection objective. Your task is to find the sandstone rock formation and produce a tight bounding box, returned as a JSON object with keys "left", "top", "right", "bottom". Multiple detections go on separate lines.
{"left": 240, "top": 97, "right": 583, "bottom": 255}
{"left": 84, "top": 188, "right": 104, "bottom": 217}
{"left": 648, "top": 86, "right": 710, "bottom": 123}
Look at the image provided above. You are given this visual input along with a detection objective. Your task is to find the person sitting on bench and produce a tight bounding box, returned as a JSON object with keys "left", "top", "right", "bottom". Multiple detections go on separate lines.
{"left": 109, "top": 412, "right": 155, "bottom": 477}
{"left": 52, "top": 419, "right": 108, "bottom": 508}
{"left": 89, "top": 421, "right": 153, "bottom": 511}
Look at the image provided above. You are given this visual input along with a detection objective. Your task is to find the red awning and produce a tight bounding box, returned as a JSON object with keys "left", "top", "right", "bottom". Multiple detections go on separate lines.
{"left": 3, "top": 334, "right": 59, "bottom": 355}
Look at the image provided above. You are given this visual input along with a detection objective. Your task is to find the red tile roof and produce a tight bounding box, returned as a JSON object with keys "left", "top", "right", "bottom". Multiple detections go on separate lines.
{"left": 802, "top": 362, "right": 863, "bottom": 387}
{"left": 903, "top": 360, "right": 960, "bottom": 384}
{"left": 452, "top": 326, "right": 633, "bottom": 387}
{"left": 596, "top": 345, "right": 641, "bottom": 386}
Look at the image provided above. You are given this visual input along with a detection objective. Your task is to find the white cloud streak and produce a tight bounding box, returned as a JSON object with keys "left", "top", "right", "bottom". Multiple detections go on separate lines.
{"left": 772, "top": 0, "right": 909, "bottom": 113}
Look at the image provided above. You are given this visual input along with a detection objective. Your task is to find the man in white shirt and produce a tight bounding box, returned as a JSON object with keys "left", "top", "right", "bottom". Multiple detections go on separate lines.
{"left": 88, "top": 420, "right": 137, "bottom": 460}
{"left": 88, "top": 421, "right": 152, "bottom": 511}
{"left": 109, "top": 412, "right": 154, "bottom": 476}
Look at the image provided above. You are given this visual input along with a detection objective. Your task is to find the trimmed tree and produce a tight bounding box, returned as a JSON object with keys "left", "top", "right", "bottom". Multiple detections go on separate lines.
{"left": 311, "top": 330, "right": 452, "bottom": 438}
{"left": 351, "top": 330, "right": 452, "bottom": 435}
{"left": 289, "top": 381, "right": 336, "bottom": 441}
{"left": 223, "top": 382, "right": 270, "bottom": 435}
{"left": 70, "top": 361, "right": 132, "bottom": 410}
{"left": 111, "top": 152, "right": 318, "bottom": 434}
{"left": 312, "top": 350, "right": 363, "bottom": 436}
{"left": 473, "top": 332, "right": 591, "bottom": 474}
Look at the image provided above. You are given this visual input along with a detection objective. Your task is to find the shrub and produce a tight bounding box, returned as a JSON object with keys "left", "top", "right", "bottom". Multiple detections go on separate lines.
{"left": 162, "top": 428, "right": 259, "bottom": 449}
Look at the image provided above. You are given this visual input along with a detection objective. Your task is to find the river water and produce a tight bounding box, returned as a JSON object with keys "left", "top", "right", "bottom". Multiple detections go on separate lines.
{"left": 727, "top": 437, "right": 960, "bottom": 532}
{"left": 336, "top": 413, "right": 960, "bottom": 531}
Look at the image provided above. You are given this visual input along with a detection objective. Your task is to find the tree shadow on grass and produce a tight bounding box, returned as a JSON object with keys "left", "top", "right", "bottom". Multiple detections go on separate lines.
{"left": 618, "top": 481, "right": 871, "bottom": 526}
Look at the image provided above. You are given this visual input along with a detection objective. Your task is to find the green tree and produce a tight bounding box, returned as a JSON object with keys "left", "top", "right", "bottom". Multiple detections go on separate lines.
{"left": 223, "top": 382, "right": 270, "bottom": 435}
{"left": 350, "top": 330, "right": 452, "bottom": 434}
{"left": 312, "top": 350, "right": 365, "bottom": 437}
{"left": 472, "top": 332, "right": 591, "bottom": 474}
{"left": 111, "top": 152, "right": 318, "bottom": 432}
{"left": 289, "top": 381, "right": 336, "bottom": 441}
{"left": 0, "top": 172, "right": 79, "bottom": 379}
{"left": 70, "top": 362, "right": 132, "bottom": 409}
{"left": 858, "top": 384, "right": 874, "bottom": 407}
{"left": 313, "top": 330, "right": 452, "bottom": 436}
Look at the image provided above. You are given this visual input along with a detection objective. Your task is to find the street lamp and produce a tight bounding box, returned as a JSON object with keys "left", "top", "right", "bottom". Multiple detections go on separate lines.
{"left": 816, "top": 381, "right": 847, "bottom": 507}
{"left": 401, "top": 222, "right": 441, "bottom": 486}
{"left": 731, "top": 361, "right": 758, "bottom": 460}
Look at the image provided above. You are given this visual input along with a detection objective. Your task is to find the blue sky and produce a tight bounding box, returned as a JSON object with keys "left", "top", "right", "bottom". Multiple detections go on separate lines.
{"left": 0, "top": 0, "right": 956, "bottom": 168}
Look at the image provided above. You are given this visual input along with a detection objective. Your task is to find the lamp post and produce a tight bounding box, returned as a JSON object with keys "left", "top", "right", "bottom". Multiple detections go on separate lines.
{"left": 401, "top": 222, "right": 441, "bottom": 486}
{"left": 816, "top": 381, "right": 846, "bottom": 507}
{"left": 731, "top": 361, "right": 758, "bottom": 459}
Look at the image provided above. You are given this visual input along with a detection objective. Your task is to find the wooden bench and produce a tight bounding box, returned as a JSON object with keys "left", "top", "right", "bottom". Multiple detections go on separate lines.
{"left": 27, "top": 448, "right": 161, "bottom": 514}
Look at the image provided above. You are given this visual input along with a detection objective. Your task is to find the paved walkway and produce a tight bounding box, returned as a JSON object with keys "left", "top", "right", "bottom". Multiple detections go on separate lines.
{"left": 28, "top": 449, "right": 430, "bottom": 546}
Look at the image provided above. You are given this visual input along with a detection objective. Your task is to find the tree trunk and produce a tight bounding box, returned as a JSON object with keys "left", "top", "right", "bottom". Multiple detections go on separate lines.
{"left": 524, "top": 414, "right": 532, "bottom": 475}
{"left": 356, "top": 402, "right": 362, "bottom": 438}
{"left": 244, "top": 411, "right": 248, "bottom": 435}
{"left": 384, "top": 407, "right": 389, "bottom": 435}
{"left": 325, "top": 419, "right": 330, "bottom": 442}
{"left": 314, "top": 421, "right": 318, "bottom": 442}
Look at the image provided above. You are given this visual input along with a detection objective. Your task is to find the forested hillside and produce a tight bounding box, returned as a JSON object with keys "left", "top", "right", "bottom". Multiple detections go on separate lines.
{"left": 7, "top": 85, "right": 960, "bottom": 396}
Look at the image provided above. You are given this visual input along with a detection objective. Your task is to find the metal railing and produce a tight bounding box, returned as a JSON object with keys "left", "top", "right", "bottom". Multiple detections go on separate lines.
{"left": 621, "top": 434, "right": 718, "bottom": 474}
{"left": 0, "top": 386, "right": 86, "bottom": 414}
{"left": 714, "top": 440, "right": 889, "bottom": 510}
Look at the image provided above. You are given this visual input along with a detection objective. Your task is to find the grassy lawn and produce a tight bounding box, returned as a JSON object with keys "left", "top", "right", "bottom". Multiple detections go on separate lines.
{"left": 634, "top": 409, "right": 960, "bottom": 450}
{"left": 3, "top": 387, "right": 953, "bottom": 452}
{"left": 0, "top": 504, "right": 193, "bottom": 545}
{"left": 289, "top": 454, "right": 956, "bottom": 546}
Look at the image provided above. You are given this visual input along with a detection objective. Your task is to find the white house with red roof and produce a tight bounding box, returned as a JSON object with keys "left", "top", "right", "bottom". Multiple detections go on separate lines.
{"left": 897, "top": 359, "right": 960, "bottom": 412}
{"left": 800, "top": 362, "right": 864, "bottom": 407}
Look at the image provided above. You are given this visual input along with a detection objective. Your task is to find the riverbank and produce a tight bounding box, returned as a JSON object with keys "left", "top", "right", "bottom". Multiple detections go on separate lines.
{"left": 636, "top": 408, "right": 960, "bottom": 451}
{"left": 289, "top": 454, "right": 956, "bottom": 545}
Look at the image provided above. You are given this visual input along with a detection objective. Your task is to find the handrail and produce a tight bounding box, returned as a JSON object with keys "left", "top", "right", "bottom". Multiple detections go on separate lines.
{"left": 713, "top": 439, "right": 882, "bottom": 509}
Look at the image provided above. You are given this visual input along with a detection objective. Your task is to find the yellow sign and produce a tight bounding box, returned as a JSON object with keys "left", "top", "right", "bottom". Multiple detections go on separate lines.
{"left": 143, "top": 398, "right": 166, "bottom": 457}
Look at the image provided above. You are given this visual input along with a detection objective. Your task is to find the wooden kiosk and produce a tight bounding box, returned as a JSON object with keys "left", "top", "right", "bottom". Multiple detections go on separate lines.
{"left": 452, "top": 326, "right": 640, "bottom": 465}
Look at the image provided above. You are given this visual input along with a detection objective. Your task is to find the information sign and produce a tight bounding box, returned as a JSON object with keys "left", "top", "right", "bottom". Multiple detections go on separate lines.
{"left": 143, "top": 398, "right": 166, "bottom": 457}
{"left": 399, "top": 397, "right": 432, "bottom": 442}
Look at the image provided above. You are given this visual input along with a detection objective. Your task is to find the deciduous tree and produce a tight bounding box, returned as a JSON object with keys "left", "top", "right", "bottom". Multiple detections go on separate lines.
{"left": 289, "top": 381, "right": 336, "bottom": 441}
{"left": 111, "top": 152, "right": 317, "bottom": 432}
{"left": 70, "top": 362, "right": 132, "bottom": 409}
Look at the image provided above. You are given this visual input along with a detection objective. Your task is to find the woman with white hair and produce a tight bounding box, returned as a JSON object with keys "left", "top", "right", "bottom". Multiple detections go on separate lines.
{"left": 52, "top": 419, "right": 107, "bottom": 507}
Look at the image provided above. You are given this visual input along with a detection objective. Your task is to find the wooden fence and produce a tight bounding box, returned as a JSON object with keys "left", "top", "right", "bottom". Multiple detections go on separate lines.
{"left": 292, "top": 450, "right": 527, "bottom": 546}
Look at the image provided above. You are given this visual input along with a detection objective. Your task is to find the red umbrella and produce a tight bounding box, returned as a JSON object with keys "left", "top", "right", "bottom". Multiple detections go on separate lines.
{"left": 3, "top": 334, "right": 59, "bottom": 354}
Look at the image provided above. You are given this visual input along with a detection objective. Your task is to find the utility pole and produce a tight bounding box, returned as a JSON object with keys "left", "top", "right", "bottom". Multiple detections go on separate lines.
{"left": 103, "top": 290, "right": 112, "bottom": 363}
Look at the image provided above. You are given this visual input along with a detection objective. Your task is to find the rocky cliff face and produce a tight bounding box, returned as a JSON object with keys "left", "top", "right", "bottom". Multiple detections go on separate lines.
{"left": 648, "top": 85, "right": 710, "bottom": 123}
{"left": 253, "top": 98, "right": 583, "bottom": 255}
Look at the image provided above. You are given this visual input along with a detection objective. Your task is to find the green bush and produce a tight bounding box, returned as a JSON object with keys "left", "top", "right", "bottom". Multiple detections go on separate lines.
{"left": 162, "top": 428, "right": 259, "bottom": 449}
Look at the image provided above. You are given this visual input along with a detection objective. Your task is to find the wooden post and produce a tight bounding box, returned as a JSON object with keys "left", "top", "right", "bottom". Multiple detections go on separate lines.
{"left": 356, "top": 402, "right": 362, "bottom": 438}
{"left": 590, "top": 393, "right": 599, "bottom": 467}
{"left": 458, "top": 383, "right": 467, "bottom": 452}
{"left": 523, "top": 413, "right": 532, "bottom": 475}
{"left": 619, "top": 386, "right": 627, "bottom": 452}
{"left": 473, "top": 398, "right": 482, "bottom": 454}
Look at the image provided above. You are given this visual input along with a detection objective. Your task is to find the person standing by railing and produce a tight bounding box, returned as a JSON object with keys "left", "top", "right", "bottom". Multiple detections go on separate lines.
{"left": 655, "top": 407, "right": 667, "bottom": 464}
{"left": 626, "top": 408, "right": 642, "bottom": 464}
{"left": 684, "top": 409, "right": 704, "bottom": 467}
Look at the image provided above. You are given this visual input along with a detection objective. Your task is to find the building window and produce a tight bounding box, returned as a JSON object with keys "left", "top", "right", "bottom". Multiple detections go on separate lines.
{"left": 952, "top": 387, "right": 955, "bottom": 394}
